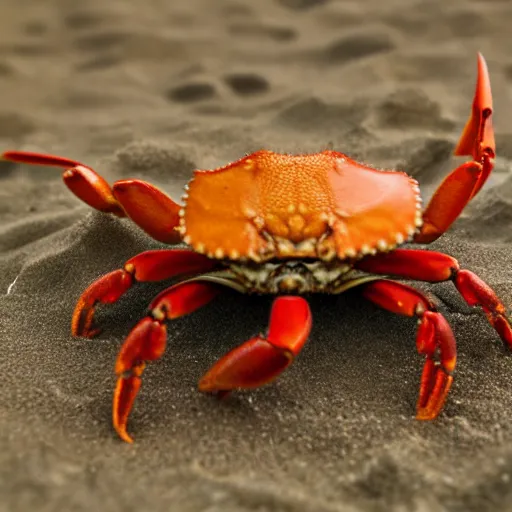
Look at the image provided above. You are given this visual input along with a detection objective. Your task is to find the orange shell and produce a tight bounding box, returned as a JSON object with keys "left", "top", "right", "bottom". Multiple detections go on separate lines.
{"left": 181, "top": 150, "right": 421, "bottom": 261}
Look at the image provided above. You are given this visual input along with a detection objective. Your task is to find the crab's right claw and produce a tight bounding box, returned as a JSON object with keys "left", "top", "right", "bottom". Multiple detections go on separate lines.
{"left": 454, "top": 52, "right": 495, "bottom": 162}
{"left": 413, "top": 53, "right": 496, "bottom": 244}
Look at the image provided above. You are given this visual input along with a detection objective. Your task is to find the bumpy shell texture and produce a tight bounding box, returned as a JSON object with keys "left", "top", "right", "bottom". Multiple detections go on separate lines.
{"left": 181, "top": 150, "right": 422, "bottom": 262}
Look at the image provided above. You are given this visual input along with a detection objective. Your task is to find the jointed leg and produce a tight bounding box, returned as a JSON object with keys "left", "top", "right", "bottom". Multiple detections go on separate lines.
{"left": 199, "top": 296, "right": 312, "bottom": 395}
{"left": 356, "top": 249, "right": 512, "bottom": 350}
{"left": 361, "top": 279, "right": 457, "bottom": 420}
{"left": 114, "top": 281, "right": 223, "bottom": 443}
{"left": 1, "top": 151, "right": 182, "bottom": 243}
{"left": 414, "top": 53, "right": 495, "bottom": 243}
{"left": 73, "top": 249, "right": 217, "bottom": 337}
{"left": 114, "top": 293, "right": 312, "bottom": 443}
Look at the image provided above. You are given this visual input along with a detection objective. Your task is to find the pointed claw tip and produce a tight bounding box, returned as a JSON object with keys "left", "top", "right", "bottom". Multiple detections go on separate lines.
{"left": 476, "top": 52, "right": 488, "bottom": 74}
{"left": 113, "top": 405, "right": 135, "bottom": 443}
{"left": 115, "top": 425, "right": 134, "bottom": 444}
{"left": 477, "top": 51, "right": 487, "bottom": 67}
{"left": 197, "top": 375, "right": 216, "bottom": 393}
{"left": 415, "top": 411, "right": 436, "bottom": 421}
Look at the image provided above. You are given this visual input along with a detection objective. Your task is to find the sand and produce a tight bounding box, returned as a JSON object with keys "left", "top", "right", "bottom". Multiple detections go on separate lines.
{"left": 1, "top": 0, "right": 512, "bottom": 511}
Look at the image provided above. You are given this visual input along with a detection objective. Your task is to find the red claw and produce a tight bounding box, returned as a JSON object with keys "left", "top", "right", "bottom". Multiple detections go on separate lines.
{"left": 199, "top": 296, "right": 312, "bottom": 393}
{"left": 71, "top": 249, "right": 217, "bottom": 338}
{"left": 362, "top": 280, "right": 457, "bottom": 420}
{"left": 113, "top": 318, "right": 167, "bottom": 443}
{"left": 113, "top": 369, "right": 143, "bottom": 444}
{"left": 72, "top": 269, "right": 133, "bottom": 337}
{"left": 415, "top": 311, "right": 456, "bottom": 420}
{"left": 454, "top": 53, "right": 495, "bottom": 161}
{"left": 414, "top": 53, "right": 496, "bottom": 243}
{"left": 2, "top": 150, "right": 184, "bottom": 242}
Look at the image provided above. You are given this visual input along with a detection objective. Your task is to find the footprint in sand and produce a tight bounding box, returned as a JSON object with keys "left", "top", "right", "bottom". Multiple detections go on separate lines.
{"left": 75, "top": 55, "right": 122, "bottom": 72}
{"left": 321, "top": 33, "right": 395, "bottom": 64}
{"left": 73, "top": 31, "right": 129, "bottom": 52}
{"left": 276, "top": 0, "right": 329, "bottom": 9}
{"left": 224, "top": 73, "right": 269, "bottom": 96}
{"left": 22, "top": 20, "right": 48, "bottom": 36}
{"left": 227, "top": 22, "right": 296, "bottom": 42}
{"left": 166, "top": 82, "right": 217, "bottom": 103}
{"left": 62, "top": 10, "right": 104, "bottom": 30}
{"left": 277, "top": 97, "right": 368, "bottom": 133}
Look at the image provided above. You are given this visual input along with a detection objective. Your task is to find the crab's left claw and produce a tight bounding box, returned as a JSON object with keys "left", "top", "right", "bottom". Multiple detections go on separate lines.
{"left": 199, "top": 296, "right": 312, "bottom": 394}
{"left": 414, "top": 53, "right": 495, "bottom": 244}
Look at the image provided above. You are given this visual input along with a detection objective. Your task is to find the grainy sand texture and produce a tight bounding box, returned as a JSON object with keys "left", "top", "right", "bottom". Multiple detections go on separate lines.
{"left": 1, "top": 1, "right": 512, "bottom": 511}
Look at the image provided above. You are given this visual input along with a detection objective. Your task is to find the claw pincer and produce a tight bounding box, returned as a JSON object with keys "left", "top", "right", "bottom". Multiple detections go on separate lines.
{"left": 114, "top": 318, "right": 166, "bottom": 443}
{"left": 199, "top": 296, "right": 312, "bottom": 393}
{"left": 72, "top": 269, "right": 133, "bottom": 337}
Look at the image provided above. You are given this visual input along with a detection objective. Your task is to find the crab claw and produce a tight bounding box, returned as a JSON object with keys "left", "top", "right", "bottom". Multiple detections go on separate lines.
{"left": 72, "top": 269, "right": 133, "bottom": 337}
{"left": 454, "top": 52, "right": 495, "bottom": 162}
{"left": 199, "top": 296, "right": 312, "bottom": 394}
{"left": 413, "top": 54, "right": 496, "bottom": 244}
{"left": 415, "top": 311, "right": 457, "bottom": 420}
{"left": 362, "top": 280, "right": 457, "bottom": 419}
{"left": 72, "top": 249, "right": 216, "bottom": 338}
{"left": 113, "top": 317, "right": 167, "bottom": 443}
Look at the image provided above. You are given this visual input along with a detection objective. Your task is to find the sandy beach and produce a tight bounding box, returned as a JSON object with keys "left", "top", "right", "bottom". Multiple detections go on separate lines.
{"left": 1, "top": 1, "right": 512, "bottom": 511}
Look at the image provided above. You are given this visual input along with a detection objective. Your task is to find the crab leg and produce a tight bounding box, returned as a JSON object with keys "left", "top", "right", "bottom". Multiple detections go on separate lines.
{"left": 1, "top": 151, "right": 182, "bottom": 243}
{"left": 198, "top": 296, "right": 312, "bottom": 396}
{"left": 361, "top": 279, "right": 457, "bottom": 420}
{"left": 356, "top": 249, "right": 512, "bottom": 349}
{"left": 72, "top": 249, "right": 216, "bottom": 337}
{"left": 114, "top": 281, "right": 223, "bottom": 443}
{"left": 2, "top": 151, "right": 125, "bottom": 215}
{"left": 414, "top": 53, "right": 495, "bottom": 244}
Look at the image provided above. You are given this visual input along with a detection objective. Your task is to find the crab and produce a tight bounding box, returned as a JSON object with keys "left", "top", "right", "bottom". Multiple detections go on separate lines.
{"left": 3, "top": 53, "right": 512, "bottom": 443}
